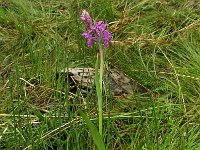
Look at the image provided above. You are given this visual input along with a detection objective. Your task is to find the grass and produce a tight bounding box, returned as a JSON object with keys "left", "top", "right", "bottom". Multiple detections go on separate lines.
{"left": 0, "top": 0, "right": 200, "bottom": 149}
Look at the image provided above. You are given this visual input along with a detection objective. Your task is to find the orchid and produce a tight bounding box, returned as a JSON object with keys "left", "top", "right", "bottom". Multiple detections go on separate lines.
{"left": 80, "top": 10, "right": 112, "bottom": 47}
{"left": 80, "top": 10, "right": 112, "bottom": 137}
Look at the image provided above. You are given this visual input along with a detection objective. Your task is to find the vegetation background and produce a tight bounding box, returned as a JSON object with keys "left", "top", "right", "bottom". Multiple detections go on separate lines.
{"left": 0, "top": 0, "right": 199, "bottom": 149}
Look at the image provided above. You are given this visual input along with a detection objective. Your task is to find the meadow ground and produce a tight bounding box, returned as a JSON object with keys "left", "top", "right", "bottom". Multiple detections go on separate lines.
{"left": 0, "top": 0, "right": 200, "bottom": 149}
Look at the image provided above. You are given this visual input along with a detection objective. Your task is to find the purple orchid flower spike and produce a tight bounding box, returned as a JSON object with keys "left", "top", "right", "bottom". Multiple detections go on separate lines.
{"left": 80, "top": 10, "right": 112, "bottom": 47}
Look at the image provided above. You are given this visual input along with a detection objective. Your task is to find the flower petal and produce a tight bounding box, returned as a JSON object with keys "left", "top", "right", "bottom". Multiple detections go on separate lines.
{"left": 104, "top": 30, "right": 112, "bottom": 39}
{"left": 96, "top": 21, "right": 103, "bottom": 26}
{"left": 99, "top": 23, "right": 107, "bottom": 31}
{"left": 81, "top": 30, "right": 93, "bottom": 38}
{"left": 95, "top": 29, "right": 101, "bottom": 37}
{"left": 87, "top": 39, "right": 93, "bottom": 47}
{"left": 81, "top": 32, "right": 89, "bottom": 38}
{"left": 103, "top": 39, "right": 109, "bottom": 47}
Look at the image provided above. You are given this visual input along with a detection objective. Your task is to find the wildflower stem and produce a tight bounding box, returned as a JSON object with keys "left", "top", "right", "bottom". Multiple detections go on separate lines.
{"left": 99, "top": 43, "right": 104, "bottom": 136}
{"left": 95, "top": 43, "right": 104, "bottom": 137}
{"left": 99, "top": 43, "right": 104, "bottom": 93}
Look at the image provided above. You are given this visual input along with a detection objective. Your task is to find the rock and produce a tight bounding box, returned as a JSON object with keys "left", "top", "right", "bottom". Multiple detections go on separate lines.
{"left": 57, "top": 67, "right": 147, "bottom": 97}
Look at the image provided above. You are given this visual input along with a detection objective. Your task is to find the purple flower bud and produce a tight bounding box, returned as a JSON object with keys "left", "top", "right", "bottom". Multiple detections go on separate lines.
{"left": 80, "top": 10, "right": 91, "bottom": 27}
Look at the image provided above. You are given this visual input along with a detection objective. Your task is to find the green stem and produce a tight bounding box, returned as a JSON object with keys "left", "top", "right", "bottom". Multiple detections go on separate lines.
{"left": 95, "top": 43, "right": 104, "bottom": 136}
{"left": 99, "top": 44, "right": 104, "bottom": 136}
{"left": 99, "top": 44, "right": 104, "bottom": 93}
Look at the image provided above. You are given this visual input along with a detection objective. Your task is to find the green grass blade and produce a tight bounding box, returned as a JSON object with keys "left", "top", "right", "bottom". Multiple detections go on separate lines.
{"left": 79, "top": 110, "right": 105, "bottom": 150}
{"left": 32, "top": 108, "right": 45, "bottom": 122}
